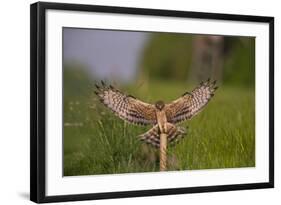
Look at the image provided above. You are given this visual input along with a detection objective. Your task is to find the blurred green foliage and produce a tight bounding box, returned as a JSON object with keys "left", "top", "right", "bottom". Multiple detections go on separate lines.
{"left": 64, "top": 63, "right": 93, "bottom": 100}
{"left": 141, "top": 33, "right": 192, "bottom": 81}
{"left": 141, "top": 34, "right": 255, "bottom": 87}
{"left": 223, "top": 37, "right": 255, "bottom": 86}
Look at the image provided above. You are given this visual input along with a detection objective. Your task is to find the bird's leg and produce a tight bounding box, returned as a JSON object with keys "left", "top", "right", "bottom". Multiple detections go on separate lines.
{"left": 160, "top": 132, "right": 167, "bottom": 171}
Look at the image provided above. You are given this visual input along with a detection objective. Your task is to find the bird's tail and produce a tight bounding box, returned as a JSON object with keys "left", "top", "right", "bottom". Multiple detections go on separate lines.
{"left": 139, "top": 123, "right": 187, "bottom": 148}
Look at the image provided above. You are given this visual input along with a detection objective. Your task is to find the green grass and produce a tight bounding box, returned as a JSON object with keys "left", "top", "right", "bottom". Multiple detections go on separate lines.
{"left": 63, "top": 81, "right": 255, "bottom": 176}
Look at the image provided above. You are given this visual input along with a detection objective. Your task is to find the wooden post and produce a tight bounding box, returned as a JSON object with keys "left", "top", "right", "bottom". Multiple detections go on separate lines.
{"left": 160, "top": 133, "right": 167, "bottom": 171}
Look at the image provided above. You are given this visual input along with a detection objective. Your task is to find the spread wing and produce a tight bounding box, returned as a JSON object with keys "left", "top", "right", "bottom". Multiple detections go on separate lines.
{"left": 95, "top": 81, "right": 157, "bottom": 125}
{"left": 165, "top": 79, "right": 218, "bottom": 124}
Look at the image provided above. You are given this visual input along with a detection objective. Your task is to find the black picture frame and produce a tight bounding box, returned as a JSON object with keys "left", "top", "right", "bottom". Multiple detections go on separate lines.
{"left": 30, "top": 1, "right": 274, "bottom": 203}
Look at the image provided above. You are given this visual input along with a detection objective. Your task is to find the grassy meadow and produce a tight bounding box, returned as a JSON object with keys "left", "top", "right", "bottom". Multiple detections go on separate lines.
{"left": 63, "top": 69, "right": 255, "bottom": 176}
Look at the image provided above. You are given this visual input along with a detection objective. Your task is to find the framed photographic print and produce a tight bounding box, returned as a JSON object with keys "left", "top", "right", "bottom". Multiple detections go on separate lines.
{"left": 30, "top": 2, "right": 274, "bottom": 203}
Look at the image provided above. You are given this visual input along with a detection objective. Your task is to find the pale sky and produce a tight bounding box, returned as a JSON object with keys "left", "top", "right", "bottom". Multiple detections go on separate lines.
{"left": 63, "top": 28, "right": 149, "bottom": 82}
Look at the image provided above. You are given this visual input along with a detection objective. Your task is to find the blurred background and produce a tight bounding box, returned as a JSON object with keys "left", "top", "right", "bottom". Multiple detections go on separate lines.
{"left": 63, "top": 28, "right": 255, "bottom": 176}
{"left": 63, "top": 28, "right": 255, "bottom": 87}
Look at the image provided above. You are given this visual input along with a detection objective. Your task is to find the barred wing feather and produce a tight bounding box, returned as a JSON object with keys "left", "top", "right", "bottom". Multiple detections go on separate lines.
{"left": 165, "top": 79, "right": 218, "bottom": 124}
{"left": 95, "top": 82, "right": 157, "bottom": 125}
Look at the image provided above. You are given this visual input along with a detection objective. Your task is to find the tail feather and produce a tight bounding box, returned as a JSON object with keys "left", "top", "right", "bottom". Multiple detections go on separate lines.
{"left": 139, "top": 125, "right": 160, "bottom": 148}
{"left": 167, "top": 124, "right": 187, "bottom": 143}
{"left": 169, "top": 126, "right": 187, "bottom": 146}
{"left": 139, "top": 123, "right": 187, "bottom": 148}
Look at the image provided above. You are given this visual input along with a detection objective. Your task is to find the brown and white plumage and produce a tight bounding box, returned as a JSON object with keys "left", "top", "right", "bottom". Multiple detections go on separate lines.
{"left": 165, "top": 79, "right": 218, "bottom": 124}
{"left": 95, "top": 81, "right": 156, "bottom": 126}
{"left": 139, "top": 123, "right": 187, "bottom": 148}
{"left": 95, "top": 79, "right": 218, "bottom": 147}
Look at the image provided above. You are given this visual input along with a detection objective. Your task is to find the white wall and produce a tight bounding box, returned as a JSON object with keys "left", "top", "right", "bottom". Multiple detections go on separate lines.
{"left": 0, "top": 0, "right": 279, "bottom": 204}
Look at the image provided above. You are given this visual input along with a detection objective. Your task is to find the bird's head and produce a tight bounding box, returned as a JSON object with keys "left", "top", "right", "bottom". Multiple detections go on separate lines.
{"left": 155, "top": 100, "right": 165, "bottom": 111}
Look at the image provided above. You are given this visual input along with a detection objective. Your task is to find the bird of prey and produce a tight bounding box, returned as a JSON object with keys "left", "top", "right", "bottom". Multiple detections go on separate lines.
{"left": 94, "top": 79, "right": 218, "bottom": 148}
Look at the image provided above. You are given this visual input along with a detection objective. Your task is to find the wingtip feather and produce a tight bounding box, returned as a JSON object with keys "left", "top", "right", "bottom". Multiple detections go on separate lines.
{"left": 95, "top": 83, "right": 100, "bottom": 89}
{"left": 101, "top": 80, "right": 106, "bottom": 87}
{"left": 109, "top": 85, "right": 114, "bottom": 90}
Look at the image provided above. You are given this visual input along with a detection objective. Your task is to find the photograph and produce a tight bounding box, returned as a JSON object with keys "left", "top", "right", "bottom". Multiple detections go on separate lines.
{"left": 63, "top": 28, "right": 255, "bottom": 176}
{"left": 30, "top": 2, "right": 274, "bottom": 202}
{"left": 0, "top": 0, "right": 278, "bottom": 204}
